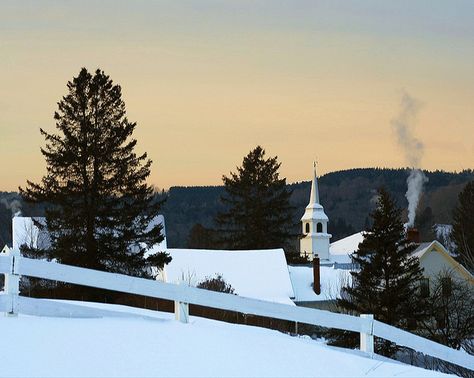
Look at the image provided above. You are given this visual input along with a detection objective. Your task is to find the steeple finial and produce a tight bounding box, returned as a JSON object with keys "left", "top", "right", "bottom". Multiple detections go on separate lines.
{"left": 309, "top": 161, "right": 320, "bottom": 205}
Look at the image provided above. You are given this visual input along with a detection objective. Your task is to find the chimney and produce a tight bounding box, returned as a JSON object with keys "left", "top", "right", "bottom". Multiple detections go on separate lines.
{"left": 407, "top": 228, "right": 420, "bottom": 244}
{"left": 313, "top": 255, "right": 321, "bottom": 295}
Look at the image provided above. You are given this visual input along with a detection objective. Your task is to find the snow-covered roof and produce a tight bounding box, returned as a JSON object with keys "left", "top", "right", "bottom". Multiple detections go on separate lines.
{"left": 411, "top": 242, "right": 433, "bottom": 260}
{"left": 288, "top": 265, "right": 352, "bottom": 302}
{"left": 162, "top": 248, "right": 295, "bottom": 305}
{"left": 328, "top": 231, "right": 364, "bottom": 263}
{"left": 330, "top": 232, "right": 364, "bottom": 256}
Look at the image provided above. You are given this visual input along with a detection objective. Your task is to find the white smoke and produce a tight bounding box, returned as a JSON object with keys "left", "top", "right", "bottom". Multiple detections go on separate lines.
{"left": 391, "top": 91, "right": 428, "bottom": 227}
{"left": 405, "top": 169, "right": 428, "bottom": 227}
{"left": 0, "top": 198, "right": 22, "bottom": 217}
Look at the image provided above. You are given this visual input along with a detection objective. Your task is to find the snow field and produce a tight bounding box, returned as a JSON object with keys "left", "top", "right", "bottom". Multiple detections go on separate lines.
{"left": 0, "top": 304, "right": 451, "bottom": 377}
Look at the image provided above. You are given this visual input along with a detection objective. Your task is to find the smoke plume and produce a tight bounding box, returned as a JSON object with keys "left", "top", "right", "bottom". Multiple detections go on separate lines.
{"left": 391, "top": 91, "right": 428, "bottom": 227}
{"left": 0, "top": 198, "right": 22, "bottom": 217}
{"left": 405, "top": 169, "right": 428, "bottom": 227}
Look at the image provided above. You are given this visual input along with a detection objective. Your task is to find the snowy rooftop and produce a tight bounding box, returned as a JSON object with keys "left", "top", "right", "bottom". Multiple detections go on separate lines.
{"left": 0, "top": 303, "right": 447, "bottom": 377}
{"left": 329, "top": 231, "right": 364, "bottom": 263}
{"left": 412, "top": 242, "right": 433, "bottom": 260}
{"left": 289, "top": 265, "right": 352, "bottom": 302}
{"left": 163, "top": 248, "right": 295, "bottom": 305}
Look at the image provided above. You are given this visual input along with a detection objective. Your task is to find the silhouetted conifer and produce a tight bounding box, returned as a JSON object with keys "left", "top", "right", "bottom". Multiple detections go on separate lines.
{"left": 20, "top": 68, "right": 170, "bottom": 280}
{"left": 330, "top": 188, "right": 425, "bottom": 356}
{"left": 215, "top": 146, "right": 294, "bottom": 250}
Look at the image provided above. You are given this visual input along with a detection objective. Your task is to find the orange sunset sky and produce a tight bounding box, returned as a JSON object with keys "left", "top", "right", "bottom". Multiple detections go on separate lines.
{"left": 1, "top": 1, "right": 473, "bottom": 191}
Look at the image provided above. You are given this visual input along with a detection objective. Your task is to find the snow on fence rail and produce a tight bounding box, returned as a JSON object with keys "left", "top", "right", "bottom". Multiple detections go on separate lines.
{"left": 0, "top": 252, "right": 472, "bottom": 371}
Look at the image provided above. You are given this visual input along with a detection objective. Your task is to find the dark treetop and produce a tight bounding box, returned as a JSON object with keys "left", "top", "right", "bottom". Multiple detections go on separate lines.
{"left": 20, "top": 68, "right": 170, "bottom": 277}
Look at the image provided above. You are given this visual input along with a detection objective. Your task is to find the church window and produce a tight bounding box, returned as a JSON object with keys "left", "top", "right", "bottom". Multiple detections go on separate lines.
{"left": 305, "top": 223, "right": 310, "bottom": 234}
{"left": 316, "top": 222, "right": 323, "bottom": 233}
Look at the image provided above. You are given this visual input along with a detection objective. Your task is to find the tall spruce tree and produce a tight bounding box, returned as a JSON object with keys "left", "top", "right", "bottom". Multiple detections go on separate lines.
{"left": 452, "top": 180, "right": 474, "bottom": 273}
{"left": 335, "top": 188, "right": 425, "bottom": 355}
{"left": 20, "top": 68, "right": 170, "bottom": 278}
{"left": 215, "top": 146, "right": 294, "bottom": 250}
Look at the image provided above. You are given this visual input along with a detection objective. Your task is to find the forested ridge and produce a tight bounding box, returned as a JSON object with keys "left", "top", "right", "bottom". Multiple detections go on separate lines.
{"left": 1, "top": 168, "right": 473, "bottom": 248}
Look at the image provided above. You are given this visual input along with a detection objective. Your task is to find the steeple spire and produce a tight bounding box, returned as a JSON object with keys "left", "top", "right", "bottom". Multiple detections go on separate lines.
{"left": 300, "top": 160, "right": 331, "bottom": 261}
{"left": 309, "top": 161, "right": 320, "bottom": 206}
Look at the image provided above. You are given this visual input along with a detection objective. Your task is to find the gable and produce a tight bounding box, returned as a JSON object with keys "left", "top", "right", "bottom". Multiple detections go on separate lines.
{"left": 418, "top": 242, "right": 474, "bottom": 284}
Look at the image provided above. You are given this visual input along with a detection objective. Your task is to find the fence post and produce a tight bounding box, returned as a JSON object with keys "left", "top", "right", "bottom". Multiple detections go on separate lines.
{"left": 174, "top": 301, "right": 189, "bottom": 323}
{"left": 360, "top": 314, "right": 374, "bottom": 356}
{"left": 4, "top": 248, "right": 20, "bottom": 316}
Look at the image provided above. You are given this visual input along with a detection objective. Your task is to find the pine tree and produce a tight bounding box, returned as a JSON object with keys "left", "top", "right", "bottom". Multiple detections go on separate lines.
{"left": 215, "top": 146, "right": 294, "bottom": 250}
{"left": 335, "top": 188, "right": 425, "bottom": 355}
{"left": 20, "top": 68, "right": 170, "bottom": 279}
{"left": 452, "top": 181, "right": 474, "bottom": 273}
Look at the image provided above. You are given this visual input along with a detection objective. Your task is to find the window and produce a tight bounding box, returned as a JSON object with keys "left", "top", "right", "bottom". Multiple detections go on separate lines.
{"left": 316, "top": 222, "right": 323, "bottom": 233}
{"left": 305, "top": 223, "right": 310, "bottom": 234}
{"left": 441, "top": 277, "right": 452, "bottom": 297}
{"left": 420, "top": 278, "right": 430, "bottom": 298}
{"left": 436, "top": 311, "right": 446, "bottom": 329}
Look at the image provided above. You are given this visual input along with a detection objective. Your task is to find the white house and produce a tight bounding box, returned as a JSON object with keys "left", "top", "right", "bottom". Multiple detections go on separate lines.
{"left": 316, "top": 230, "right": 474, "bottom": 288}
{"left": 11, "top": 215, "right": 166, "bottom": 256}
{"left": 412, "top": 240, "right": 474, "bottom": 288}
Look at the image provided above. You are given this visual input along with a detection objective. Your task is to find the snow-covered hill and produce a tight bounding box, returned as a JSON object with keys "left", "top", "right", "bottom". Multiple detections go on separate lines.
{"left": 0, "top": 303, "right": 451, "bottom": 377}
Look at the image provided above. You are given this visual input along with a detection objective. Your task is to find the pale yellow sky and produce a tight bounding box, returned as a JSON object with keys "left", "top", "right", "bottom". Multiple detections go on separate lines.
{"left": 1, "top": 1, "right": 473, "bottom": 191}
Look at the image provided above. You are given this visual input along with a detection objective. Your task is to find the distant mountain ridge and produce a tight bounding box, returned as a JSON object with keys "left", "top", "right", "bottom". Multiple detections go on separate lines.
{"left": 1, "top": 168, "right": 473, "bottom": 249}
{"left": 160, "top": 168, "right": 474, "bottom": 248}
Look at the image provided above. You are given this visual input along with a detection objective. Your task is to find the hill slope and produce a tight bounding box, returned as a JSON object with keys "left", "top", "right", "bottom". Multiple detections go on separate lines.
{"left": 0, "top": 304, "right": 450, "bottom": 377}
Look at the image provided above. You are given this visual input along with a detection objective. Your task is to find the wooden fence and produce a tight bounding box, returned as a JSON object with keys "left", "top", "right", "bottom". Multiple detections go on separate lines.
{"left": 0, "top": 249, "right": 472, "bottom": 371}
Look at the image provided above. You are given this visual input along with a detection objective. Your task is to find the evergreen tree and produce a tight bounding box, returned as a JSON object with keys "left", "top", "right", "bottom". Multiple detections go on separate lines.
{"left": 187, "top": 223, "right": 219, "bottom": 249}
{"left": 452, "top": 181, "right": 474, "bottom": 273}
{"left": 335, "top": 188, "right": 425, "bottom": 355}
{"left": 20, "top": 68, "right": 170, "bottom": 278}
{"left": 215, "top": 146, "right": 294, "bottom": 250}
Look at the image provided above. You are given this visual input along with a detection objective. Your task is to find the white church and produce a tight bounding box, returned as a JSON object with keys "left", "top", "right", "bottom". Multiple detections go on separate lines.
{"left": 299, "top": 163, "right": 332, "bottom": 262}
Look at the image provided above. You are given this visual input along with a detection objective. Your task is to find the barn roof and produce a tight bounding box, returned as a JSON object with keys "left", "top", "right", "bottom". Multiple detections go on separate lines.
{"left": 162, "top": 248, "right": 295, "bottom": 305}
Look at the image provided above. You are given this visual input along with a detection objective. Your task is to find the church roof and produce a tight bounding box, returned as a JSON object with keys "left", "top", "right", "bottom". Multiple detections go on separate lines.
{"left": 309, "top": 162, "right": 320, "bottom": 207}
{"left": 330, "top": 232, "right": 365, "bottom": 256}
{"left": 301, "top": 163, "right": 328, "bottom": 221}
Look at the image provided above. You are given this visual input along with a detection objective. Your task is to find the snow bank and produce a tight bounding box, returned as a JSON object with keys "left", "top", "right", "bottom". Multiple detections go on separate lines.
{"left": 0, "top": 304, "right": 450, "bottom": 377}
{"left": 163, "top": 248, "right": 295, "bottom": 305}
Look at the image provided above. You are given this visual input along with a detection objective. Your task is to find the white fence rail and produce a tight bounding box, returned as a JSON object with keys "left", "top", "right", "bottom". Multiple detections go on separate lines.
{"left": 1, "top": 253, "right": 472, "bottom": 371}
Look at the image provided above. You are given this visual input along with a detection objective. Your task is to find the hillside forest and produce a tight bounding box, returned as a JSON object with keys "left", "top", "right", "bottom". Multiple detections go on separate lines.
{"left": 2, "top": 167, "right": 472, "bottom": 251}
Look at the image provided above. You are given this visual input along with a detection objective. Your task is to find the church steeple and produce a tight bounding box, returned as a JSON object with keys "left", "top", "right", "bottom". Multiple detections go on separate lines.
{"left": 300, "top": 162, "right": 332, "bottom": 260}
{"left": 309, "top": 161, "right": 320, "bottom": 207}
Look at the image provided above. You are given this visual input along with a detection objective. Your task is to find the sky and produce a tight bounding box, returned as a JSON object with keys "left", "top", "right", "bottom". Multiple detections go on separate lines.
{"left": 1, "top": 0, "right": 473, "bottom": 191}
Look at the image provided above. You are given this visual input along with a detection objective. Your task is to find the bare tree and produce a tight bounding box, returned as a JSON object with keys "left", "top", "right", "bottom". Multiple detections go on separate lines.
{"left": 417, "top": 270, "right": 474, "bottom": 377}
